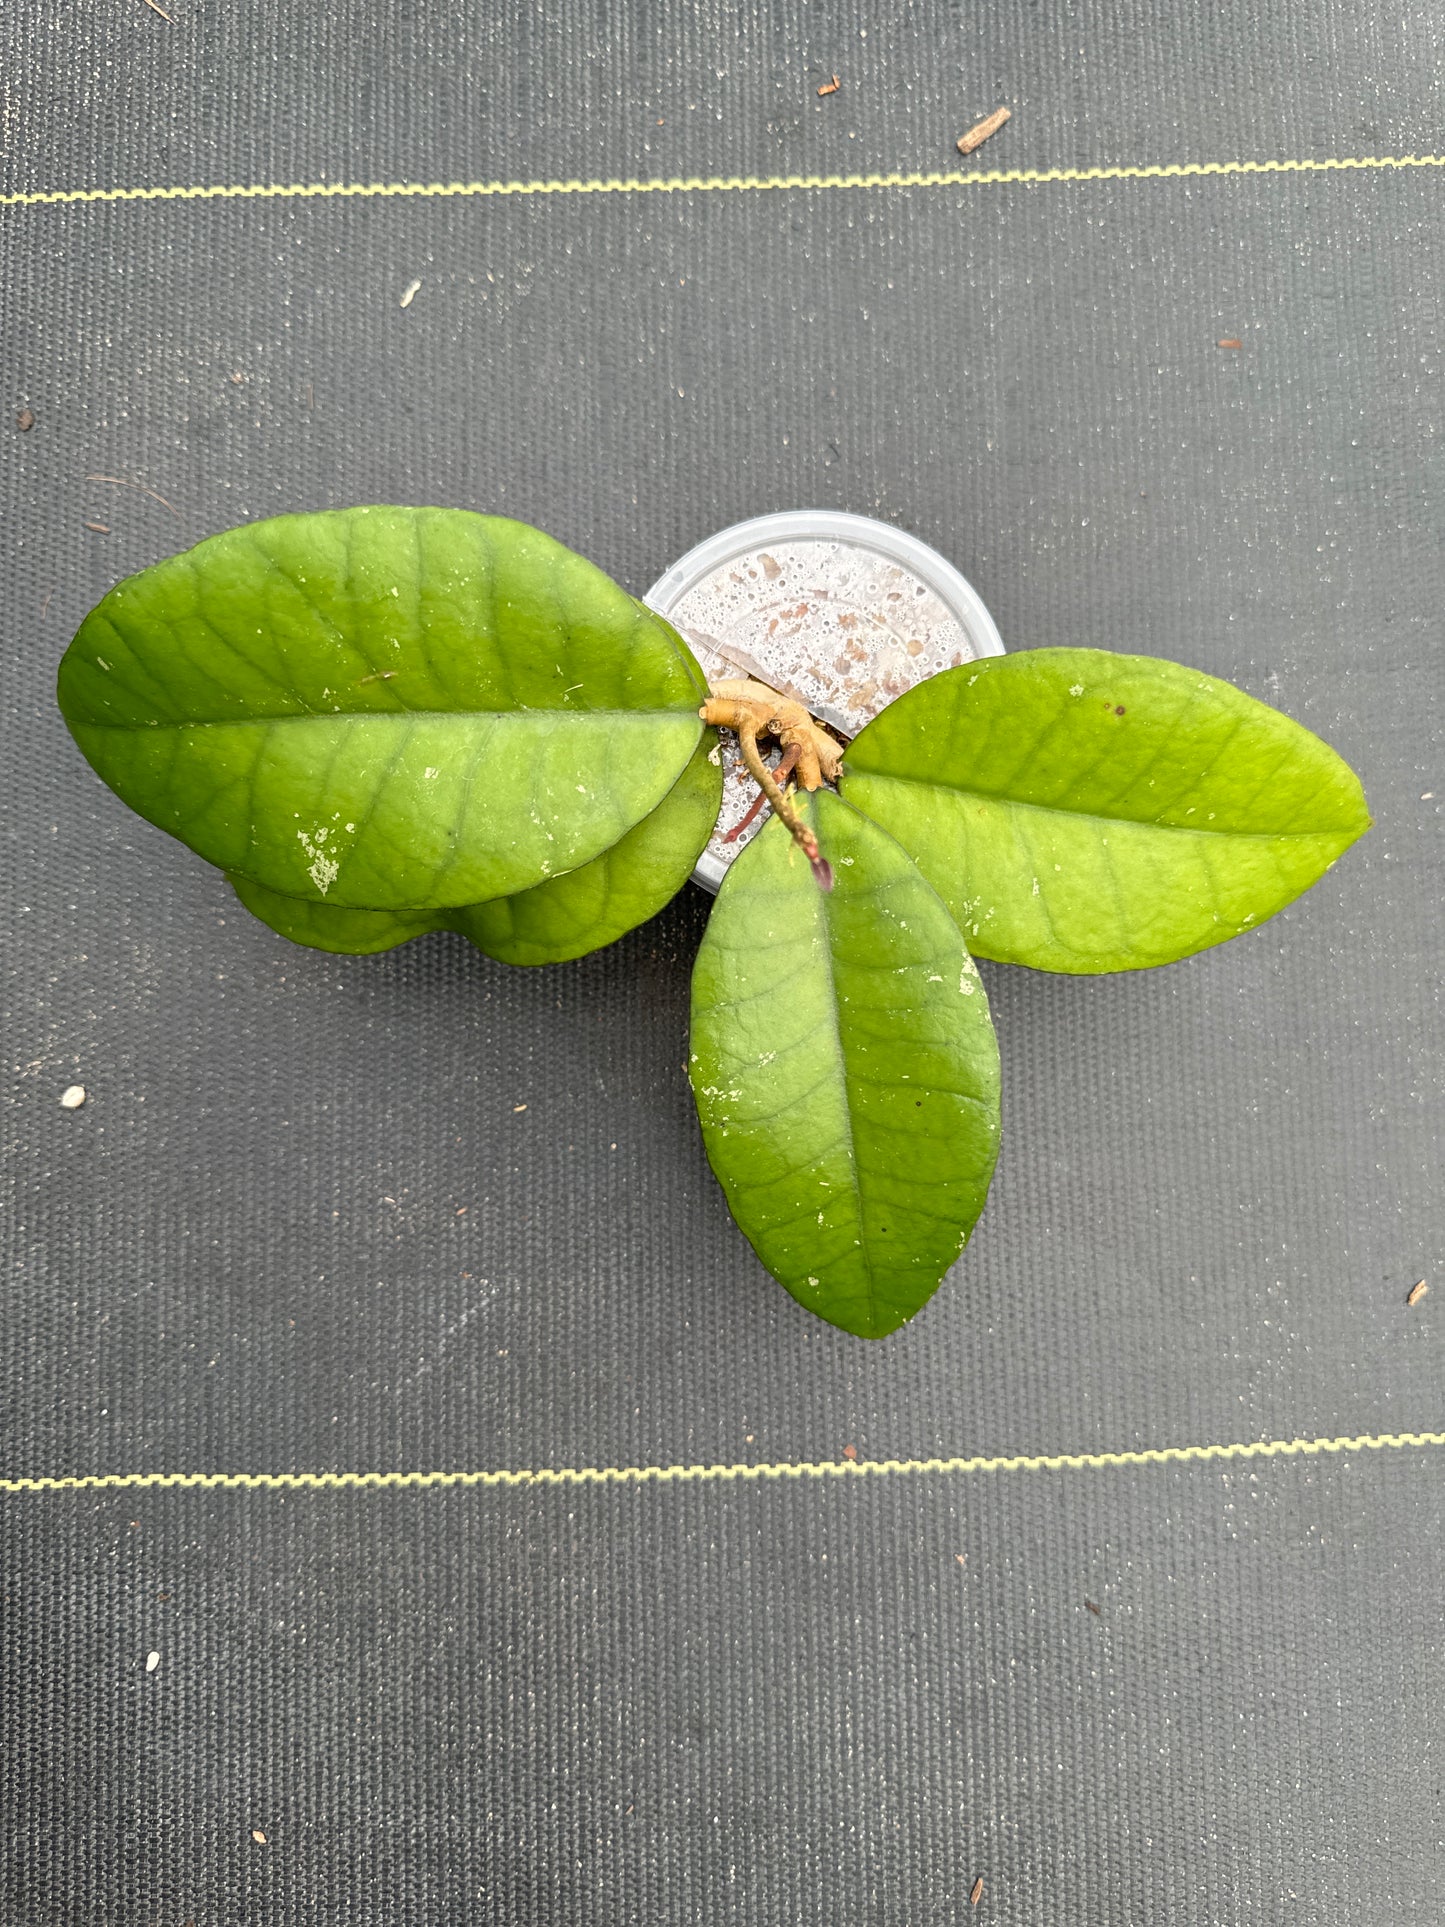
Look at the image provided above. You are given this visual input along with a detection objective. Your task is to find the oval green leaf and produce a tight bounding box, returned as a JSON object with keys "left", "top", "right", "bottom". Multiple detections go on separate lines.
{"left": 228, "top": 732, "right": 723, "bottom": 965}
{"left": 226, "top": 877, "right": 438, "bottom": 956}
{"left": 689, "top": 789, "right": 1001, "bottom": 1339}
{"left": 454, "top": 730, "right": 721, "bottom": 964}
{"left": 59, "top": 508, "right": 705, "bottom": 910}
{"left": 842, "top": 648, "right": 1370, "bottom": 973}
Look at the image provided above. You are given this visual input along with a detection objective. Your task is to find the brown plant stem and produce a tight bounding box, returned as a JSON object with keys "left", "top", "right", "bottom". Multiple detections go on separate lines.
{"left": 701, "top": 692, "right": 834, "bottom": 888}
{"left": 724, "top": 742, "right": 801, "bottom": 841}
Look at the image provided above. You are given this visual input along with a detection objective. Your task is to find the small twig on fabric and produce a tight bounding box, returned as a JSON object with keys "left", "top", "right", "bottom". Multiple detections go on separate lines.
{"left": 87, "top": 474, "right": 181, "bottom": 518}
{"left": 957, "top": 106, "right": 1010, "bottom": 155}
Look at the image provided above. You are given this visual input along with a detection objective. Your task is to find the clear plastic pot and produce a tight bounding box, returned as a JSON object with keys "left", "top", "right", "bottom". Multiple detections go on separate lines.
{"left": 643, "top": 510, "right": 1006, "bottom": 892}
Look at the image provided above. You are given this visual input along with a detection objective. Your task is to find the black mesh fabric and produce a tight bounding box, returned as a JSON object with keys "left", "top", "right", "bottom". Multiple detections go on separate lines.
{"left": 2, "top": 4, "right": 1441, "bottom": 1919}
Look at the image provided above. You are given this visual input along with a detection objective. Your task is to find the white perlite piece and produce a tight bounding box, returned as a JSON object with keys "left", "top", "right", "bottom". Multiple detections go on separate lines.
{"left": 60, "top": 1085, "right": 86, "bottom": 1109}
{"left": 145, "top": 1651, "right": 160, "bottom": 1673}
{"left": 669, "top": 538, "right": 986, "bottom": 874}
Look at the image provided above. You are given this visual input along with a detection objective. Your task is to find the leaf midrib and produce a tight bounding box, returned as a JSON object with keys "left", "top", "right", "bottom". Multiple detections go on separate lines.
{"left": 844, "top": 764, "right": 1363, "bottom": 841}
{"left": 806, "top": 837, "right": 902, "bottom": 1333}
{"left": 72, "top": 706, "right": 694, "bottom": 733}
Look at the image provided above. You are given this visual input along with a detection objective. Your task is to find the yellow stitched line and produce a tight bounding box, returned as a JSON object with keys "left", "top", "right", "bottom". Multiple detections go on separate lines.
{"left": 3, "top": 1430, "right": 1441, "bottom": 1495}
{"left": 2, "top": 153, "right": 1443, "bottom": 210}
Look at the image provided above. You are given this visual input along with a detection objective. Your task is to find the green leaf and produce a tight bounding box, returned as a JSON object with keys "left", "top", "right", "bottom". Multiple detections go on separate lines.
{"left": 227, "top": 876, "right": 438, "bottom": 956}
{"left": 59, "top": 507, "right": 705, "bottom": 910}
{"left": 842, "top": 648, "right": 1370, "bottom": 973}
{"left": 454, "top": 730, "right": 722, "bottom": 965}
{"left": 227, "top": 732, "right": 723, "bottom": 965}
{"left": 689, "top": 789, "right": 1001, "bottom": 1340}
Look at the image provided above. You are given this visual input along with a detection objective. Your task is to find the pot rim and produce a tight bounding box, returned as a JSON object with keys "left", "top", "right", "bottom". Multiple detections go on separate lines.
{"left": 643, "top": 510, "right": 1006, "bottom": 892}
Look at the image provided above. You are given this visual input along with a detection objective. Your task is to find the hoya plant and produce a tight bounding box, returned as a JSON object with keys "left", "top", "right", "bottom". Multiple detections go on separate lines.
{"left": 58, "top": 507, "right": 1370, "bottom": 1338}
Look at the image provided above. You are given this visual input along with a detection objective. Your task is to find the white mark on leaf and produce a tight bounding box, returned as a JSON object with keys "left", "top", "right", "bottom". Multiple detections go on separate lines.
{"left": 297, "top": 829, "right": 340, "bottom": 895}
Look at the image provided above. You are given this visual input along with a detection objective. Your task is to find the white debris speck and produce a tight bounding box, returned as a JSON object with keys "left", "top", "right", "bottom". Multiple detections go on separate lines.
{"left": 345, "top": 823, "right": 356, "bottom": 833}
{"left": 145, "top": 1651, "right": 159, "bottom": 1673}
{"left": 806, "top": 1276, "right": 820, "bottom": 1289}
{"left": 297, "top": 829, "right": 340, "bottom": 896}
{"left": 1031, "top": 876, "right": 1040, "bottom": 895}
{"left": 927, "top": 974, "right": 943, "bottom": 983}
{"left": 400, "top": 278, "right": 422, "bottom": 308}
{"left": 423, "top": 767, "right": 439, "bottom": 779}
{"left": 576, "top": 784, "right": 588, "bottom": 793}
{"left": 1069, "top": 683, "right": 1084, "bottom": 696}
{"left": 818, "top": 1212, "right": 825, "bottom": 1225}
{"left": 707, "top": 744, "right": 721, "bottom": 765}
{"left": 839, "top": 855, "right": 855, "bottom": 866}
{"left": 96, "top": 657, "right": 111, "bottom": 670}
{"left": 60, "top": 1085, "right": 86, "bottom": 1109}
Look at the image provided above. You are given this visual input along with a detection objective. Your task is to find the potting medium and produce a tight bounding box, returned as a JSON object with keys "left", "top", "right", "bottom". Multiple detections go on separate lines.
{"left": 644, "top": 511, "right": 1005, "bottom": 891}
